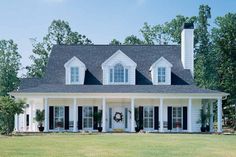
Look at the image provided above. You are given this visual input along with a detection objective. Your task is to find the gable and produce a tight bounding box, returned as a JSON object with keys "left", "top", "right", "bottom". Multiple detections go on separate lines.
{"left": 101, "top": 49, "right": 137, "bottom": 69}
{"left": 64, "top": 56, "right": 86, "bottom": 68}
{"left": 150, "top": 57, "right": 173, "bottom": 71}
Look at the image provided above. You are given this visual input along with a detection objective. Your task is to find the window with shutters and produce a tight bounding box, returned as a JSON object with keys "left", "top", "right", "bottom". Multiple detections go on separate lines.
{"left": 83, "top": 106, "right": 93, "bottom": 129}
{"left": 172, "top": 107, "right": 182, "bottom": 129}
{"left": 55, "top": 106, "right": 64, "bottom": 129}
{"left": 143, "top": 106, "right": 153, "bottom": 129}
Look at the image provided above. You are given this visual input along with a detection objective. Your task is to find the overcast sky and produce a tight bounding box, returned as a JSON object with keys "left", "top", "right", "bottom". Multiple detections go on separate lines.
{"left": 0, "top": 0, "right": 235, "bottom": 76}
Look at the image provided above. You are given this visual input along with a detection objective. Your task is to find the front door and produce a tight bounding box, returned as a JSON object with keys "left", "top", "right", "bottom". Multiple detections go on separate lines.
{"left": 112, "top": 106, "right": 125, "bottom": 130}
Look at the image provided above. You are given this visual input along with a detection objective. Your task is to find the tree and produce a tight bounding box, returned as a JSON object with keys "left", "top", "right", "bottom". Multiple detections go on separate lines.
{"left": 123, "top": 35, "right": 144, "bottom": 45}
{"left": 109, "top": 39, "right": 122, "bottom": 45}
{"left": 194, "top": 5, "right": 212, "bottom": 88}
{"left": 0, "top": 96, "right": 25, "bottom": 135}
{"left": 26, "top": 19, "right": 92, "bottom": 78}
{"left": 164, "top": 15, "right": 197, "bottom": 44}
{"left": 0, "top": 40, "right": 21, "bottom": 96}
{"left": 212, "top": 13, "right": 236, "bottom": 126}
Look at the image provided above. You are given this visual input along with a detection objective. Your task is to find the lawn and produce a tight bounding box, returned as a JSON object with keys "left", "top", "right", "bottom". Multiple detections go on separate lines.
{"left": 0, "top": 133, "right": 236, "bottom": 157}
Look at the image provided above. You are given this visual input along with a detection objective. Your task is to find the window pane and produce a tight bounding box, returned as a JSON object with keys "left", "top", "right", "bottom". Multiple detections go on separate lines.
{"left": 110, "top": 69, "right": 113, "bottom": 82}
{"left": 71, "top": 67, "right": 79, "bottom": 83}
{"left": 114, "top": 64, "right": 124, "bottom": 82}
{"left": 125, "top": 69, "right": 128, "bottom": 82}
{"left": 157, "top": 67, "right": 166, "bottom": 83}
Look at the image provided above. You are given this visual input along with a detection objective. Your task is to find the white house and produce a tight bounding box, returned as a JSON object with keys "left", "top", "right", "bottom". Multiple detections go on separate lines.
{"left": 10, "top": 23, "right": 228, "bottom": 133}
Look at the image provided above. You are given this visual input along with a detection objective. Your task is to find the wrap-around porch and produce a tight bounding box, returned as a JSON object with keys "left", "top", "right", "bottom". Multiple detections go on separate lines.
{"left": 14, "top": 95, "right": 223, "bottom": 133}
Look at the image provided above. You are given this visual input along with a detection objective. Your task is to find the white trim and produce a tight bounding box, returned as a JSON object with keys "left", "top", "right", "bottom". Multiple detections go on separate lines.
{"left": 102, "top": 50, "right": 137, "bottom": 69}
{"left": 44, "top": 98, "right": 49, "bottom": 132}
{"left": 102, "top": 98, "right": 106, "bottom": 132}
{"left": 217, "top": 97, "right": 222, "bottom": 133}
{"left": 149, "top": 56, "right": 173, "bottom": 71}
{"left": 130, "top": 98, "right": 135, "bottom": 132}
{"left": 188, "top": 98, "right": 192, "bottom": 132}
{"left": 159, "top": 98, "right": 163, "bottom": 132}
{"left": 11, "top": 92, "right": 228, "bottom": 99}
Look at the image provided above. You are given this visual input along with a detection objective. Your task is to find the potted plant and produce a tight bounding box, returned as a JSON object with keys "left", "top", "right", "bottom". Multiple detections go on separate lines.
{"left": 198, "top": 105, "right": 211, "bottom": 132}
{"left": 134, "top": 108, "right": 141, "bottom": 132}
{"left": 93, "top": 110, "right": 102, "bottom": 132}
{"left": 35, "top": 109, "right": 45, "bottom": 132}
{"left": 176, "top": 122, "right": 181, "bottom": 132}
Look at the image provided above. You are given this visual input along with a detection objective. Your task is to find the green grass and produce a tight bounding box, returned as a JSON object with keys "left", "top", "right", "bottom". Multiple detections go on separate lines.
{"left": 0, "top": 133, "right": 236, "bottom": 157}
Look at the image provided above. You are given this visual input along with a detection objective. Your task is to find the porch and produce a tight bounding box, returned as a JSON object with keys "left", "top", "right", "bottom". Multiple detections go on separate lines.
{"left": 14, "top": 94, "right": 223, "bottom": 133}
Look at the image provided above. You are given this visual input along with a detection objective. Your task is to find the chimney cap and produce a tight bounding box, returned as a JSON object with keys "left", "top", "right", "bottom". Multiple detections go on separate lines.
{"left": 182, "top": 23, "right": 194, "bottom": 29}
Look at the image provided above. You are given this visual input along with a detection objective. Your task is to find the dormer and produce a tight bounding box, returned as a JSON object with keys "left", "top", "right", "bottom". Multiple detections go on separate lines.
{"left": 102, "top": 50, "right": 137, "bottom": 85}
{"left": 64, "top": 56, "right": 86, "bottom": 85}
{"left": 149, "top": 57, "right": 172, "bottom": 85}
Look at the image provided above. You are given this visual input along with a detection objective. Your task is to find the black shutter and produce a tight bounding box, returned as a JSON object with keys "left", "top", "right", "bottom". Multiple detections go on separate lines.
{"left": 154, "top": 107, "right": 159, "bottom": 130}
{"left": 26, "top": 114, "right": 29, "bottom": 126}
{"left": 78, "top": 106, "right": 83, "bottom": 130}
{"left": 64, "top": 106, "right": 69, "bottom": 130}
{"left": 49, "top": 106, "right": 54, "bottom": 130}
{"left": 139, "top": 106, "right": 143, "bottom": 129}
{"left": 93, "top": 106, "right": 98, "bottom": 130}
{"left": 183, "top": 106, "right": 188, "bottom": 130}
{"left": 167, "top": 106, "right": 172, "bottom": 130}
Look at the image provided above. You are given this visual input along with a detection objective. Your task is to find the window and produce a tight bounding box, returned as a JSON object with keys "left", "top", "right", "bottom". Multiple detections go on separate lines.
{"left": 109, "top": 63, "right": 128, "bottom": 83}
{"left": 55, "top": 106, "right": 64, "bottom": 128}
{"left": 157, "top": 67, "right": 166, "bottom": 83}
{"left": 70, "top": 67, "right": 79, "bottom": 83}
{"left": 143, "top": 106, "right": 153, "bottom": 129}
{"left": 173, "top": 107, "right": 182, "bottom": 129}
{"left": 26, "top": 114, "right": 29, "bottom": 126}
{"left": 83, "top": 106, "right": 93, "bottom": 129}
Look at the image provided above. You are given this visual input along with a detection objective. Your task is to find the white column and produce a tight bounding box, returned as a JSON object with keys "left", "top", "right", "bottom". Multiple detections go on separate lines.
{"left": 44, "top": 98, "right": 49, "bottom": 132}
{"left": 29, "top": 104, "right": 33, "bottom": 131}
{"left": 14, "top": 114, "right": 19, "bottom": 132}
{"left": 102, "top": 98, "right": 106, "bottom": 132}
{"left": 210, "top": 100, "right": 214, "bottom": 132}
{"left": 159, "top": 98, "right": 164, "bottom": 132}
{"left": 73, "top": 98, "right": 78, "bottom": 132}
{"left": 23, "top": 110, "right": 26, "bottom": 132}
{"left": 188, "top": 98, "right": 192, "bottom": 132}
{"left": 131, "top": 98, "right": 135, "bottom": 132}
{"left": 217, "top": 97, "right": 222, "bottom": 133}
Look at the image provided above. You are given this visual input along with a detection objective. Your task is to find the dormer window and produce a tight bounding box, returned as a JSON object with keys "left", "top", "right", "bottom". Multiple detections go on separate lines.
{"left": 70, "top": 67, "right": 79, "bottom": 84}
{"left": 157, "top": 67, "right": 166, "bottom": 83}
{"left": 150, "top": 57, "right": 172, "bottom": 85}
{"left": 109, "top": 63, "right": 128, "bottom": 83}
{"left": 102, "top": 50, "right": 137, "bottom": 85}
{"left": 64, "top": 56, "right": 86, "bottom": 85}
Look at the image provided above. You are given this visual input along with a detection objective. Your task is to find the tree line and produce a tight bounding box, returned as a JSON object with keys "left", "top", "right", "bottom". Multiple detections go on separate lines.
{"left": 0, "top": 4, "right": 235, "bottom": 134}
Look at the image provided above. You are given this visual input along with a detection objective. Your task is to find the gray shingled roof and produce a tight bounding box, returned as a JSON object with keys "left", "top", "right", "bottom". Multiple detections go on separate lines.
{"left": 16, "top": 45, "right": 224, "bottom": 94}
{"left": 17, "top": 84, "right": 223, "bottom": 94}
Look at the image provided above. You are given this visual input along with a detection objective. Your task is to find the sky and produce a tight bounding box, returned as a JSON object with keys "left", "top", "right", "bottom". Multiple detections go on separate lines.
{"left": 0, "top": 0, "right": 235, "bottom": 76}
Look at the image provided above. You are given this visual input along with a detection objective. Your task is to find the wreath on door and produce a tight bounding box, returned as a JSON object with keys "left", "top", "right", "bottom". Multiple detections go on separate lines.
{"left": 113, "top": 112, "right": 123, "bottom": 122}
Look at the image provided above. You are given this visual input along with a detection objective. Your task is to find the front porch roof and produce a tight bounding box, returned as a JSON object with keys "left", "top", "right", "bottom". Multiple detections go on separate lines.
{"left": 11, "top": 84, "right": 228, "bottom": 96}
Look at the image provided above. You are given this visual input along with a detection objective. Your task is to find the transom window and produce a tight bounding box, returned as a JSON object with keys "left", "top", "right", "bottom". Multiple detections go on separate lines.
{"left": 157, "top": 67, "right": 166, "bottom": 83}
{"left": 109, "top": 63, "right": 128, "bottom": 83}
{"left": 70, "top": 67, "right": 79, "bottom": 83}
{"left": 173, "top": 107, "right": 182, "bottom": 129}
{"left": 55, "top": 106, "right": 64, "bottom": 129}
{"left": 83, "top": 106, "right": 93, "bottom": 129}
{"left": 143, "top": 106, "right": 153, "bottom": 129}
